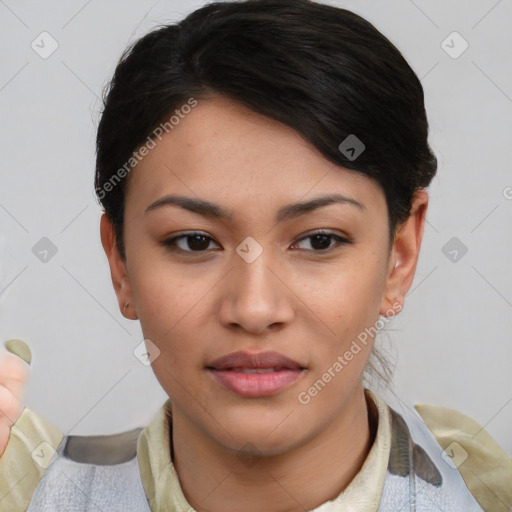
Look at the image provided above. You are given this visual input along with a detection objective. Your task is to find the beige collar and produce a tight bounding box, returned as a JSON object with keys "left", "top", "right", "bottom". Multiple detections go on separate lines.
{"left": 137, "top": 388, "right": 392, "bottom": 512}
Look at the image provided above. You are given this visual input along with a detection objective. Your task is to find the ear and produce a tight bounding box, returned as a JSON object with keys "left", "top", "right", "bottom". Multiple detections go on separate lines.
{"left": 100, "top": 213, "right": 137, "bottom": 320}
{"left": 379, "top": 189, "right": 429, "bottom": 317}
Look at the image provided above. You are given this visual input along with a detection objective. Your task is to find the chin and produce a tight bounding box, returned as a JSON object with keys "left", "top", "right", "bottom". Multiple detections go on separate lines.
{"left": 210, "top": 409, "right": 309, "bottom": 455}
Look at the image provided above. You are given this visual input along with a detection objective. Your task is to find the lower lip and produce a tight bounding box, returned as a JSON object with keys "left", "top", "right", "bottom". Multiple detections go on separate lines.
{"left": 207, "top": 369, "right": 305, "bottom": 397}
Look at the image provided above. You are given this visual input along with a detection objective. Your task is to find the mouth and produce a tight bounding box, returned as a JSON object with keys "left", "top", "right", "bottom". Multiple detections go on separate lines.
{"left": 206, "top": 351, "right": 307, "bottom": 397}
{"left": 220, "top": 367, "right": 296, "bottom": 373}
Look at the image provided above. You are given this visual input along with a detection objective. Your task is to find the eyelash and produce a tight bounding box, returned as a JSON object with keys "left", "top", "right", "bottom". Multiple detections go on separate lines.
{"left": 161, "top": 230, "right": 352, "bottom": 255}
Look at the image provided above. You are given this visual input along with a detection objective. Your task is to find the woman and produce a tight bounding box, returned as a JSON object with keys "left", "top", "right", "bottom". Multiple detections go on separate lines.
{"left": 0, "top": 0, "right": 510, "bottom": 510}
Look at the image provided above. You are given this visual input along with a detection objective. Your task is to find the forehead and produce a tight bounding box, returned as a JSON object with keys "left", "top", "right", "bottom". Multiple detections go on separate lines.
{"left": 124, "top": 95, "right": 385, "bottom": 219}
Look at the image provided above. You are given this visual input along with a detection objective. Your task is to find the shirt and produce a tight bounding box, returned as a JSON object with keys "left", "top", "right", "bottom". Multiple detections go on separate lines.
{"left": 1, "top": 388, "right": 510, "bottom": 511}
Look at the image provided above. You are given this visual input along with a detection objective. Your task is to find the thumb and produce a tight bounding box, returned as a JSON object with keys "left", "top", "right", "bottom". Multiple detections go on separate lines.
{"left": 0, "top": 339, "right": 31, "bottom": 402}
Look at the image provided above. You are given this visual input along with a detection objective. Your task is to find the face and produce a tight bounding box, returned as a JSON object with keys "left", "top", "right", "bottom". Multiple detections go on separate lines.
{"left": 101, "top": 95, "right": 427, "bottom": 456}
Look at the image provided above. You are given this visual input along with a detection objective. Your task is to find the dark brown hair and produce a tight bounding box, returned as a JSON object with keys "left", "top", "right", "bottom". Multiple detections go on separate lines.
{"left": 95, "top": 0, "right": 437, "bottom": 262}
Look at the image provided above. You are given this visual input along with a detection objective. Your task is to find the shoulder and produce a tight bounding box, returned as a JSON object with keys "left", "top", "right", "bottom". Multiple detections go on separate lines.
{"left": 415, "top": 402, "right": 512, "bottom": 512}
{"left": 0, "top": 406, "right": 63, "bottom": 512}
{"left": 26, "top": 427, "right": 151, "bottom": 512}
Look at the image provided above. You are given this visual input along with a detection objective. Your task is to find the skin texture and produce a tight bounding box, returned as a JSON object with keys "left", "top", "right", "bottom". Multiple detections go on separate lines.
{"left": 100, "top": 95, "right": 428, "bottom": 512}
{"left": 0, "top": 350, "right": 29, "bottom": 456}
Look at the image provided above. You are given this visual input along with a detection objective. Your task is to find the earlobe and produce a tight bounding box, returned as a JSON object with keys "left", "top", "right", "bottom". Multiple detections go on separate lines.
{"left": 99, "top": 213, "right": 137, "bottom": 319}
{"left": 379, "top": 189, "right": 429, "bottom": 316}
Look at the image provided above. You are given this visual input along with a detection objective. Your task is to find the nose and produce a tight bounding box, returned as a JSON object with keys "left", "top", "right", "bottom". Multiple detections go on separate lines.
{"left": 217, "top": 246, "right": 295, "bottom": 335}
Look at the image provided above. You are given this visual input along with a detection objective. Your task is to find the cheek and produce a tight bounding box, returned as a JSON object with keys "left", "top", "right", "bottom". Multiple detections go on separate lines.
{"left": 297, "top": 255, "right": 388, "bottom": 378}
{"left": 128, "top": 258, "right": 220, "bottom": 382}
{"left": 303, "top": 253, "right": 387, "bottom": 329}
{"left": 129, "top": 249, "right": 206, "bottom": 331}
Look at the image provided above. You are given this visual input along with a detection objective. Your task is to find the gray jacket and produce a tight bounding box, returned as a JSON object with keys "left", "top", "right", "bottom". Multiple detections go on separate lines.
{"left": 26, "top": 403, "right": 483, "bottom": 512}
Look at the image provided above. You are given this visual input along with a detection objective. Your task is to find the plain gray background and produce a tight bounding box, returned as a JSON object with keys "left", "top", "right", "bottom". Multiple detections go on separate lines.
{"left": 1, "top": 0, "right": 511, "bottom": 455}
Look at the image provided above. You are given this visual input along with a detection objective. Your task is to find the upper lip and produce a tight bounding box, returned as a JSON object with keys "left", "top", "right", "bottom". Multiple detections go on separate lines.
{"left": 207, "top": 351, "right": 305, "bottom": 370}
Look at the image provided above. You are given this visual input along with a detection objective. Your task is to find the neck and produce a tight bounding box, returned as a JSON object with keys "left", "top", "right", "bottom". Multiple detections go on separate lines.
{"left": 171, "top": 386, "right": 376, "bottom": 512}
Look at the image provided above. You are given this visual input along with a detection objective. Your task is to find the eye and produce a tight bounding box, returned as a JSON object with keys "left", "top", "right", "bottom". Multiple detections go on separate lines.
{"left": 161, "top": 232, "right": 221, "bottom": 253}
{"left": 292, "top": 230, "right": 352, "bottom": 252}
{"left": 161, "top": 230, "right": 352, "bottom": 255}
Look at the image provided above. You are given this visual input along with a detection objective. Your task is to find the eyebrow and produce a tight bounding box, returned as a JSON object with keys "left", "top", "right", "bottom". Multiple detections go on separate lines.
{"left": 145, "top": 193, "right": 365, "bottom": 222}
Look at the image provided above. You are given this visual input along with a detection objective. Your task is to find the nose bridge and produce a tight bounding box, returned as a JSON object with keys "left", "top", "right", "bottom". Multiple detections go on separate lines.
{"left": 221, "top": 235, "right": 294, "bottom": 332}
{"left": 235, "top": 235, "right": 279, "bottom": 301}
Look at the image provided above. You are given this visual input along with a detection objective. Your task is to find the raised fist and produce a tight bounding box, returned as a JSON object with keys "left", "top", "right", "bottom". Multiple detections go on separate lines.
{"left": 0, "top": 339, "right": 31, "bottom": 457}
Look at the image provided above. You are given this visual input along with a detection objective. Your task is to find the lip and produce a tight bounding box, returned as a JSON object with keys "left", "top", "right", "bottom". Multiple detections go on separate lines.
{"left": 206, "top": 351, "right": 307, "bottom": 398}
{"left": 207, "top": 350, "right": 305, "bottom": 371}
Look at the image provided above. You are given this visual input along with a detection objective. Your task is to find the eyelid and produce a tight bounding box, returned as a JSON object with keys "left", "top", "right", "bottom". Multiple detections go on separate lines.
{"left": 292, "top": 229, "right": 353, "bottom": 250}
{"left": 161, "top": 231, "right": 220, "bottom": 252}
{"left": 161, "top": 229, "right": 352, "bottom": 254}
{"left": 297, "top": 229, "right": 352, "bottom": 242}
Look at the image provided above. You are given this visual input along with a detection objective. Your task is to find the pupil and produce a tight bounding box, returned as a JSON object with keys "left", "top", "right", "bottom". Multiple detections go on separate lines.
{"left": 189, "top": 235, "right": 209, "bottom": 251}
{"left": 311, "top": 234, "right": 330, "bottom": 250}
{"left": 186, "top": 234, "right": 332, "bottom": 251}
